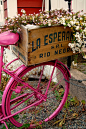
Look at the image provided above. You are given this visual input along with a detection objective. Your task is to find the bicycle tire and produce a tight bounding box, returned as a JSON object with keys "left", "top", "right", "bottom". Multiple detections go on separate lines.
{"left": 2, "top": 60, "right": 70, "bottom": 128}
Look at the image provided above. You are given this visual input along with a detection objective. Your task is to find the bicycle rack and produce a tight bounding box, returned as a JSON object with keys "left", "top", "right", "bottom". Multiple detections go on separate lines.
{"left": 5, "top": 57, "right": 25, "bottom": 73}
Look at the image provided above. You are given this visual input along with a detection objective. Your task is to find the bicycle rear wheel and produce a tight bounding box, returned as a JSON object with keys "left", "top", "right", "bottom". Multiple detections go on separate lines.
{"left": 2, "top": 60, "right": 70, "bottom": 128}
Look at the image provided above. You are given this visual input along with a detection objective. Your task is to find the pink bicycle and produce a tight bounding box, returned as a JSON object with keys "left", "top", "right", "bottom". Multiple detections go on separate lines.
{"left": 0, "top": 31, "right": 70, "bottom": 128}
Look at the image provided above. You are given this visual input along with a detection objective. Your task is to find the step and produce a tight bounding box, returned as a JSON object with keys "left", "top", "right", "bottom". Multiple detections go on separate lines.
{"left": 70, "top": 69, "right": 86, "bottom": 101}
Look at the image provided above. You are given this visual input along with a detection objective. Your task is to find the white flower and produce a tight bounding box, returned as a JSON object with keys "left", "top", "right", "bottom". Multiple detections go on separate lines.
{"left": 75, "top": 26, "right": 79, "bottom": 30}
{"left": 82, "top": 22, "right": 86, "bottom": 26}
{"left": 68, "top": 43, "right": 70, "bottom": 46}
{"left": 73, "top": 15, "right": 76, "bottom": 20}
{"left": 75, "top": 33, "right": 80, "bottom": 40}
{"left": 83, "top": 28, "right": 86, "bottom": 33}
{"left": 46, "top": 14, "right": 49, "bottom": 18}
{"left": 22, "top": 20, "right": 26, "bottom": 23}
{"left": 62, "top": 17, "right": 65, "bottom": 22}
{"left": 70, "top": 20, "right": 74, "bottom": 26}
{"left": 72, "top": 61, "right": 77, "bottom": 66}
{"left": 40, "top": 15, "right": 43, "bottom": 19}
{"left": 63, "top": 22, "right": 66, "bottom": 25}
{"left": 68, "top": 43, "right": 75, "bottom": 48}
{"left": 76, "top": 43, "right": 81, "bottom": 47}
{"left": 18, "top": 14, "right": 20, "bottom": 17}
{"left": 43, "top": 20, "right": 47, "bottom": 25}
{"left": 69, "top": 13, "right": 72, "bottom": 16}
{"left": 57, "top": 17, "right": 59, "bottom": 20}
{"left": 80, "top": 17, "right": 83, "bottom": 20}
{"left": 75, "top": 21, "right": 79, "bottom": 25}
{"left": 36, "top": 14, "right": 38, "bottom": 17}
{"left": 68, "top": 23, "right": 71, "bottom": 27}
{"left": 33, "top": 16, "right": 34, "bottom": 22}
{"left": 83, "top": 55, "right": 86, "bottom": 59}
{"left": 21, "top": 9, "right": 26, "bottom": 14}
{"left": 48, "top": 19, "right": 51, "bottom": 26}
{"left": 60, "top": 17, "right": 66, "bottom": 25}
{"left": 72, "top": 47, "right": 76, "bottom": 53}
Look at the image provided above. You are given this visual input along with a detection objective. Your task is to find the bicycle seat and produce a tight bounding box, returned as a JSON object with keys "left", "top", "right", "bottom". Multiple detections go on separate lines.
{"left": 0, "top": 31, "right": 19, "bottom": 46}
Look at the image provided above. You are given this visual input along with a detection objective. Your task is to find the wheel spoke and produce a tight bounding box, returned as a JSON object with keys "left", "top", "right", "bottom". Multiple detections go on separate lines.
{"left": 11, "top": 92, "right": 34, "bottom": 110}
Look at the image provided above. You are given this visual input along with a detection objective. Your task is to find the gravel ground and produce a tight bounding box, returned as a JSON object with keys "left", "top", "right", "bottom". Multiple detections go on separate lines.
{"left": 0, "top": 90, "right": 86, "bottom": 128}
{"left": 4, "top": 104, "right": 85, "bottom": 129}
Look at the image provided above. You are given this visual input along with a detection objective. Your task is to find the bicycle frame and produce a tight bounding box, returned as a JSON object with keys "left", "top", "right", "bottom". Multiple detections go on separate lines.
{"left": 0, "top": 45, "right": 70, "bottom": 129}
{"left": 0, "top": 45, "right": 57, "bottom": 122}
{"left": 0, "top": 45, "right": 59, "bottom": 97}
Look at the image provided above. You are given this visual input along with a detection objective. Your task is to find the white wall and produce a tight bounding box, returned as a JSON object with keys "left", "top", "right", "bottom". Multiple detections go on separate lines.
{"left": 45, "top": 0, "right": 69, "bottom": 11}
{"left": 0, "top": 0, "right": 4, "bottom": 25}
{"left": 0, "top": 0, "right": 17, "bottom": 25}
{"left": 51, "top": 0, "right": 68, "bottom": 10}
{"left": 7, "top": 0, "right": 17, "bottom": 17}
{"left": 45, "top": 0, "right": 86, "bottom": 13}
{"left": 72, "top": 0, "right": 86, "bottom": 13}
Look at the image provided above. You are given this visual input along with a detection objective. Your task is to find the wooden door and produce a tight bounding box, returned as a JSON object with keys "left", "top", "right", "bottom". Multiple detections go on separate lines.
{"left": 17, "top": 0, "right": 44, "bottom": 15}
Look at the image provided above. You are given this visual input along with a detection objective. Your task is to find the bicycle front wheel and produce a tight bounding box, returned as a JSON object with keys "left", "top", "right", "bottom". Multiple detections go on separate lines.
{"left": 3, "top": 60, "right": 70, "bottom": 128}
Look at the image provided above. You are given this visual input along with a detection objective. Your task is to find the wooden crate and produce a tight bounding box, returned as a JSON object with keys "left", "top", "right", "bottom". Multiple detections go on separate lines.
{"left": 12, "top": 25, "right": 73, "bottom": 66}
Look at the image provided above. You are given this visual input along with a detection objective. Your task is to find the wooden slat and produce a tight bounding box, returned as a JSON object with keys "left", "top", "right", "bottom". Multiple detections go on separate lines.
{"left": 28, "top": 50, "right": 73, "bottom": 65}
{"left": 18, "top": 25, "right": 28, "bottom": 52}
{"left": 28, "top": 41, "right": 73, "bottom": 65}
{"left": 17, "top": 0, "right": 43, "bottom": 7}
{"left": 28, "top": 26, "right": 73, "bottom": 52}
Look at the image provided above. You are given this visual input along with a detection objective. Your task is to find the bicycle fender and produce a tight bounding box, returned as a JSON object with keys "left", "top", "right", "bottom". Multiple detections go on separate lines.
{"left": 57, "top": 60, "right": 71, "bottom": 78}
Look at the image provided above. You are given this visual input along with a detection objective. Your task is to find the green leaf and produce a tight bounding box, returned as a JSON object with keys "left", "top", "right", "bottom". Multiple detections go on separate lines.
{"left": 60, "top": 90, "right": 64, "bottom": 97}
{"left": 5, "top": 78, "right": 8, "bottom": 82}
{"left": 0, "top": 90, "right": 3, "bottom": 95}
{"left": 13, "top": 114, "right": 19, "bottom": 120}
{"left": 2, "top": 126, "right": 6, "bottom": 129}
{"left": 2, "top": 122, "right": 10, "bottom": 129}
{"left": 64, "top": 100, "right": 70, "bottom": 109}
{"left": 81, "top": 100, "right": 85, "bottom": 105}
{"left": 24, "top": 99, "right": 30, "bottom": 104}
{"left": 59, "top": 119, "right": 64, "bottom": 127}
{"left": 70, "top": 98, "right": 75, "bottom": 102}
{"left": 11, "top": 93, "right": 16, "bottom": 99}
{"left": 19, "top": 123, "right": 30, "bottom": 129}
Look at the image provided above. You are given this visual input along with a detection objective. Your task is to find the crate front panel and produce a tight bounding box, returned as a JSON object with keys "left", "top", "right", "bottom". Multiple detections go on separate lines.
{"left": 28, "top": 26, "right": 73, "bottom": 65}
